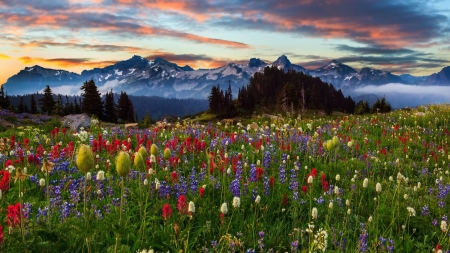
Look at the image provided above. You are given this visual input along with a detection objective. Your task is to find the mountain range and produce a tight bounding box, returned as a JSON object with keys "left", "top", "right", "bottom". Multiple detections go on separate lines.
{"left": 2, "top": 55, "right": 450, "bottom": 99}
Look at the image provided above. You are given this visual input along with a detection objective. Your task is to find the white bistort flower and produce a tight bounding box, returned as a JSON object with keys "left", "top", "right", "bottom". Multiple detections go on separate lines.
{"left": 406, "top": 207, "right": 416, "bottom": 216}
{"left": 188, "top": 201, "right": 195, "bottom": 213}
{"left": 232, "top": 196, "right": 241, "bottom": 208}
{"left": 255, "top": 195, "right": 261, "bottom": 204}
{"left": 220, "top": 202, "right": 228, "bottom": 214}
{"left": 96, "top": 170, "right": 105, "bottom": 181}
{"left": 363, "top": 178, "right": 368, "bottom": 188}
{"left": 376, "top": 183, "right": 382, "bottom": 193}
{"left": 312, "top": 207, "right": 318, "bottom": 219}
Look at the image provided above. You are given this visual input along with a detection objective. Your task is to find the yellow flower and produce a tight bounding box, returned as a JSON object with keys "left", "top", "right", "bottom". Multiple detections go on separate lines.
{"left": 14, "top": 167, "right": 28, "bottom": 183}
{"left": 76, "top": 144, "right": 94, "bottom": 173}
{"left": 138, "top": 146, "right": 148, "bottom": 160}
{"left": 163, "top": 148, "right": 171, "bottom": 160}
{"left": 150, "top": 144, "right": 158, "bottom": 156}
{"left": 116, "top": 151, "right": 131, "bottom": 177}
{"left": 134, "top": 152, "right": 145, "bottom": 171}
{"left": 41, "top": 159, "right": 55, "bottom": 173}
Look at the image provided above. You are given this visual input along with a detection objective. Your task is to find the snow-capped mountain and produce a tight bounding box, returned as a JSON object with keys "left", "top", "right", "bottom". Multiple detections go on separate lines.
{"left": 4, "top": 65, "right": 80, "bottom": 95}
{"left": 2, "top": 54, "right": 448, "bottom": 99}
{"left": 270, "top": 55, "right": 309, "bottom": 74}
{"left": 310, "top": 60, "right": 357, "bottom": 88}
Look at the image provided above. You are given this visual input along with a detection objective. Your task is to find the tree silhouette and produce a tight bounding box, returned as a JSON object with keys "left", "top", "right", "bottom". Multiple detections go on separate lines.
{"left": 117, "top": 91, "right": 135, "bottom": 123}
{"left": 80, "top": 79, "right": 103, "bottom": 119}
{"left": 104, "top": 89, "right": 117, "bottom": 123}
{"left": 30, "top": 94, "right": 38, "bottom": 114}
{"left": 39, "top": 85, "right": 55, "bottom": 115}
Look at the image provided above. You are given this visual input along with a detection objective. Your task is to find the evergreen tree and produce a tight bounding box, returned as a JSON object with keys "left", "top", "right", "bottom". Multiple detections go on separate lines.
{"left": 39, "top": 85, "right": 55, "bottom": 115}
{"left": 74, "top": 97, "right": 81, "bottom": 114}
{"left": 80, "top": 79, "right": 103, "bottom": 119}
{"left": 117, "top": 91, "right": 135, "bottom": 123}
{"left": 141, "top": 110, "right": 153, "bottom": 127}
{"left": 53, "top": 94, "right": 64, "bottom": 116}
{"left": 0, "top": 86, "right": 7, "bottom": 109}
{"left": 17, "top": 96, "right": 25, "bottom": 114}
{"left": 103, "top": 89, "right": 117, "bottom": 123}
{"left": 30, "top": 94, "right": 38, "bottom": 114}
{"left": 64, "top": 95, "right": 74, "bottom": 115}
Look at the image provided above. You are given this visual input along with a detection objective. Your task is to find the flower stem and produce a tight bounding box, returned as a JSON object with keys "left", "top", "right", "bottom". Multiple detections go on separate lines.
{"left": 84, "top": 174, "right": 91, "bottom": 253}
{"left": 115, "top": 176, "right": 125, "bottom": 253}
{"left": 46, "top": 170, "right": 51, "bottom": 231}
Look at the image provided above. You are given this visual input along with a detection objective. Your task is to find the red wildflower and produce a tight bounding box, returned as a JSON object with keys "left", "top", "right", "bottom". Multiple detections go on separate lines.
{"left": 269, "top": 177, "right": 275, "bottom": 187}
{"left": 171, "top": 171, "right": 178, "bottom": 181}
{"left": 321, "top": 173, "right": 326, "bottom": 183}
{"left": 6, "top": 203, "right": 22, "bottom": 227}
{"left": 0, "top": 224, "right": 3, "bottom": 244}
{"left": 5, "top": 160, "right": 12, "bottom": 167}
{"left": 177, "top": 195, "right": 188, "bottom": 215}
{"left": 311, "top": 168, "right": 317, "bottom": 178}
{"left": 302, "top": 185, "right": 308, "bottom": 193}
{"left": 282, "top": 194, "right": 289, "bottom": 206}
{"left": 435, "top": 244, "right": 442, "bottom": 252}
{"left": 162, "top": 204, "right": 172, "bottom": 220}
{"left": 322, "top": 181, "right": 329, "bottom": 192}
{"left": 256, "top": 167, "right": 264, "bottom": 180}
{"left": 199, "top": 187, "right": 205, "bottom": 197}
{"left": 0, "top": 170, "right": 10, "bottom": 192}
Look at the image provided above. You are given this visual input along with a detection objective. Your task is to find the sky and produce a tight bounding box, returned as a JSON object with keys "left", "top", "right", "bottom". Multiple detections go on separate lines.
{"left": 1, "top": 0, "right": 450, "bottom": 86}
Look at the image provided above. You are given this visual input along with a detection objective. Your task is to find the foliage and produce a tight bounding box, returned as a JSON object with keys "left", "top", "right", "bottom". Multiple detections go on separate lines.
{"left": 0, "top": 104, "right": 449, "bottom": 252}
{"left": 208, "top": 84, "right": 235, "bottom": 118}
{"left": 80, "top": 80, "right": 104, "bottom": 120}
{"left": 103, "top": 89, "right": 117, "bottom": 124}
{"left": 39, "top": 85, "right": 55, "bottom": 115}
{"left": 117, "top": 91, "right": 135, "bottom": 123}
{"left": 236, "top": 66, "right": 356, "bottom": 115}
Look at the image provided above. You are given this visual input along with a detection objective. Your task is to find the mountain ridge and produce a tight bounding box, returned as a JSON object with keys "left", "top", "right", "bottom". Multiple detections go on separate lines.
{"left": 2, "top": 55, "right": 449, "bottom": 99}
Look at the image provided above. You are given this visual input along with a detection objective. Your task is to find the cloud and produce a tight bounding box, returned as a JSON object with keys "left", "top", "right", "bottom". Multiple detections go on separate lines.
{"left": 0, "top": 53, "right": 10, "bottom": 59}
{"left": 19, "top": 40, "right": 148, "bottom": 53}
{"left": 335, "top": 45, "right": 417, "bottom": 55}
{"left": 128, "top": 0, "right": 448, "bottom": 48}
{"left": 351, "top": 83, "right": 450, "bottom": 108}
{"left": 17, "top": 56, "right": 117, "bottom": 68}
{"left": 0, "top": 8, "right": 251, "bottom": 49}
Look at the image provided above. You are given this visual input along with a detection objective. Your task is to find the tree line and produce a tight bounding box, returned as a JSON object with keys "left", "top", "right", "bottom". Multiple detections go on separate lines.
{"left": 355, "top": 96, "right": 392, "bottom": 115}
{"left": 1, "top": 80, "right": 209, "bottom": 124}
{"left": 209, "top": 66, "right": 357, "bottom": 117}
{"left": 0, "top": 80, "right": 137, "bottom": 123}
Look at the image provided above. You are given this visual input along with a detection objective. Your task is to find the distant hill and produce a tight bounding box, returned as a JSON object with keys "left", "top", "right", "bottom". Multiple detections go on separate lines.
{"left": 7, "top": 93, "right": 208, "bottom": 121}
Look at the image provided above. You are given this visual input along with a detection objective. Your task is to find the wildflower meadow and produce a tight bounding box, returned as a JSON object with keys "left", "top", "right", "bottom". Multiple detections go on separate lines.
{"left": 0, "top": 105, "right": 449, "bottom": 252}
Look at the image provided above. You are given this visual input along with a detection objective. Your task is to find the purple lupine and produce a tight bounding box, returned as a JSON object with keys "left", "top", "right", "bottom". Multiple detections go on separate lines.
{"left": 359, "top": 223, "right": 368, "bottom": 252}
{"left": 258, "top": 231, "right": 265, "bottom": 251}
{"left": 263, "top": 151, "right": 271, "bottom": 168}
{"left": 229, "top": 179, "right": 240, "bottom": 197}
{"left": 279, "top": 164, "right": 286, "bottom": 184}
{"left": 263, "top": 176, "right": 270, "bottom": 196}
{"left": 249, "top": 164, "right": 257, "bottom": 182}
{"left": 189, "top": 168, "right": 198, "bottom": 194}
{"left": 235, "top": 161, "right": 243, "bottom": 180}
{"left": 291, "top": 240, "right": 299, "bottom": 252}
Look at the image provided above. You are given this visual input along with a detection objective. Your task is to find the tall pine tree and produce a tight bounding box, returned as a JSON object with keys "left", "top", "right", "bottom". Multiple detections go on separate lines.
{"left": 117, "top": 91, "right": 135, "bottom": 123}
{"left": 80, "top": 80, "right": 103, "bottom": 119}
{"left": 104, "top": 89, "right": 117, "bottom": 123}
{"left": 39, "top": 85, "right": 55, "bottom": 115}
{"left": 30, "top": 94, "right": 38, "bottom": 114}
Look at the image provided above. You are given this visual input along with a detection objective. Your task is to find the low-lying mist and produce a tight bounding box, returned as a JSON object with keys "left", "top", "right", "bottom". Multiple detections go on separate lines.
{"left": 347, "top": 83, "right": 450, "bottom": 109}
